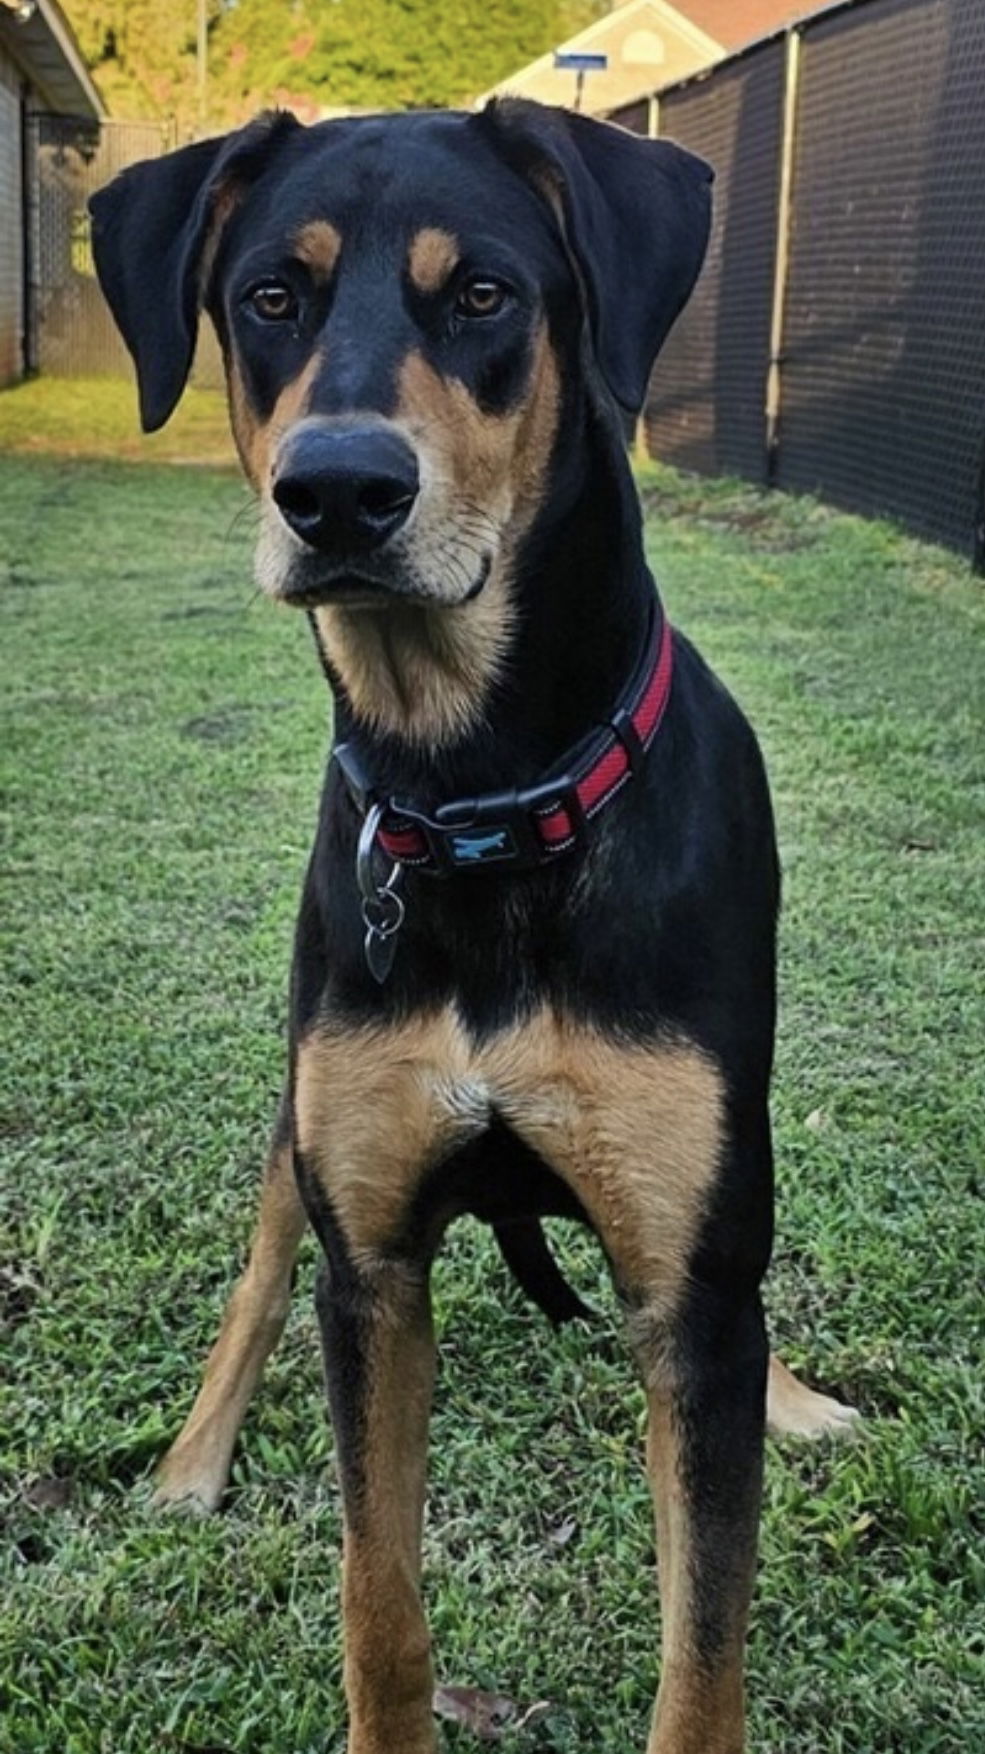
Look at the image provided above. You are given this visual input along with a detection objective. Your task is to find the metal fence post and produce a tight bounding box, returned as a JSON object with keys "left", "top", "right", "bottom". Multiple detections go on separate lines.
{"left": 765, "top": 27, "right": 801, "bottom": 483}
{"left": 633, "top": 93, "right": 661, "bottom": 457}
{"left": 21, "top": 103, "right": 40, "bottom": 377}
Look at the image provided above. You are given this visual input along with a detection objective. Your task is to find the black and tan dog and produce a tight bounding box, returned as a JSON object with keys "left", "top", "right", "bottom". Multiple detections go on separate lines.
{"left": 90, "top": 102, "right": 856, "bottom": 1754}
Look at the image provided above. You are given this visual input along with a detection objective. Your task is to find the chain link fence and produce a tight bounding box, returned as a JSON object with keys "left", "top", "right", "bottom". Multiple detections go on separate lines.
{"left": 26, "top": 114, "right": 223, "bottom": 390}
{"left": 618, "top": 0, "right": 985, "bottom": 569}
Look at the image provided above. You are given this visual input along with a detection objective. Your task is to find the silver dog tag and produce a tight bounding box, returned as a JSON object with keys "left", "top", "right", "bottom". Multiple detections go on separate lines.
{"left": 357, "top": 804, "right": 405, "bottom": 984}
{"left": 364, "top": 913, "right": 401, "bottom": 984}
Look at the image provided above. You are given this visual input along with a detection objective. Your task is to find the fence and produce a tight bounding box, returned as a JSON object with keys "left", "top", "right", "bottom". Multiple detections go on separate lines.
{"left": 25, "top": 114, "right": 223, "bottom": 389}
{"left": 619, "top": 0, "right": 985, "bottom": 570}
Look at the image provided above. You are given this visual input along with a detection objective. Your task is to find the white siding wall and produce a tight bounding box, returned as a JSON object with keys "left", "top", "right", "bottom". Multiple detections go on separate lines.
{"left": 0, "top": 46, "right": 23, "bottom": 386}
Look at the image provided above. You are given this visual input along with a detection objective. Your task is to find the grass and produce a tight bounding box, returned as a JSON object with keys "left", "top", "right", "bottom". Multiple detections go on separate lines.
{"left": 0, "top": 378, "right": 235, "bottom": 466}
{"left": 1, "top": 436, "right": 983, "bottom": 1754}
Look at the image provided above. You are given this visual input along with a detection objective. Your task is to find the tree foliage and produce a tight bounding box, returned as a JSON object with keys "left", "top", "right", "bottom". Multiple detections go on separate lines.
{"left": 71, "top": 0, "right": 610, "bottom": 131}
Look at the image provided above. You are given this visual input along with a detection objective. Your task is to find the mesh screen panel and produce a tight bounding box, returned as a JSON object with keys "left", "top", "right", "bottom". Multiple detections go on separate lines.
{"left": 777, "top": 0, "right": 985, "bottom": 559}
{"left": 645, "top": 41, "right": 785, "bottom": 482}
{"left": 28, "top": 116, "right": 224, "bottom": 391}
{"left": 29, "top": 117, "right": 169, "bottom": 378}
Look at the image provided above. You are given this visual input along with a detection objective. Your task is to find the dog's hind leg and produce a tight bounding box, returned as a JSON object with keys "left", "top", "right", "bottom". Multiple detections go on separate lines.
{"left": 154, "top": 1090, "right": 306, "bottom": 1514}
{"left": 767, "top": 1353, "right": 859, "bottom": 1439}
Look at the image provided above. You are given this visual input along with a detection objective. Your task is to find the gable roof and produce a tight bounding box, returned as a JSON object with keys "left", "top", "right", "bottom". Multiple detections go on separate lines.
{"left": 671, "top": 2, "right": 806, "bottom": 51}
{"left": 482, "top": 0, "right": 723, "bottom": 115}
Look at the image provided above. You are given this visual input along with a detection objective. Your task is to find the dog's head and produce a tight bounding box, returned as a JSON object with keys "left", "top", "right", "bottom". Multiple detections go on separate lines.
{"left": 91, "top": 103, "right": 709, "bottom": 736}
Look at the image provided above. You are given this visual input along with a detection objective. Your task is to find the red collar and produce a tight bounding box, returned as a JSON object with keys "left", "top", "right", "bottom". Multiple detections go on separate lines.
{"left": 334, "top": 601, "right": 673, "bottom": 877}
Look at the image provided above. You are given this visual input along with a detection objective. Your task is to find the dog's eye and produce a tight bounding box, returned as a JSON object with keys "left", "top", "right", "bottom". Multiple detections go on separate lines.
{"left": 249, "top": 282, "right": 299, "bottom": 323}
{"left": 455, "top": 278, "right": 508, "bottom": 319}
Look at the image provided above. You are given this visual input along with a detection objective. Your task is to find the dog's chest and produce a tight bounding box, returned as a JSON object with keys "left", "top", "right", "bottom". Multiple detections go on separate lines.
{"left": 294, "top": 1004, "right": 725, "bottom": 1280}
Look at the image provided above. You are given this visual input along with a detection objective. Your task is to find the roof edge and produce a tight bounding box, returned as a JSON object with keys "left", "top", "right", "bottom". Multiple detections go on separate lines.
{"left": 649, "top": 0, "right": 870, "bottom": 101}
{"left": 1, "top": 0, "right": 106, "bottom": 118}
{"left": 38, "top": 0, "right": 106, "bottom": 115}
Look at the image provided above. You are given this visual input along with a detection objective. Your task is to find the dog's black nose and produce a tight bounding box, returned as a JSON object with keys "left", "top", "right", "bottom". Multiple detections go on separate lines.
{"left": 272, "top": 425, "right": 419, "bottom": 553}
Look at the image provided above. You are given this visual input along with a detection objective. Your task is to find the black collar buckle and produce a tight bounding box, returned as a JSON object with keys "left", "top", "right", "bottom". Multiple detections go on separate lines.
{"left": 393, "top": 772, "right": 586, "bottom": 875}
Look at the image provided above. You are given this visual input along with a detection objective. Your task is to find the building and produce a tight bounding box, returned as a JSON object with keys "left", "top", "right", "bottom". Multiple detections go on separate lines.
{"left": 673, "top": 1, "right": 807, "bottom": 52}
{"left": 485, "top": 0, "right": 804, "bottom": 120}
{"left": 0, "top": 0, "right": 103, "bottom": 386}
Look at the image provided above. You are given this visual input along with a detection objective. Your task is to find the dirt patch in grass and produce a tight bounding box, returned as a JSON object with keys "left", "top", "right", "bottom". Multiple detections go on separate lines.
{"left": 638, "top": 463, "right": 832, "bottom": 553}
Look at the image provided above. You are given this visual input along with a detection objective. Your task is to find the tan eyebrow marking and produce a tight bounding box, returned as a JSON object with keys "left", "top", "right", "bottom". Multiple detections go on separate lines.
{"left": 407, "top": 227, "right": 461, "bottom": 294}
{"left": 294, "top": 220, "right": 342, "bottom": 283}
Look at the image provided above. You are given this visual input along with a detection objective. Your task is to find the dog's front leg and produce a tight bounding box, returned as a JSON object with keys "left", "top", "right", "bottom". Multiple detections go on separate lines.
{"left": 640, "top": 1288, "right": 766, "bottom": 1754}
{"left": 294, "top": 1014, "right": 481, "bottom": 1754}
{"left": 626, "top": 1089, "right": 771, "bottom": 1754}
{"left": 494, "top": 1023, "right": 767, "bottom": 1753}
{"left": 314, "top": 1250, "right": 437, "bottom": 1754}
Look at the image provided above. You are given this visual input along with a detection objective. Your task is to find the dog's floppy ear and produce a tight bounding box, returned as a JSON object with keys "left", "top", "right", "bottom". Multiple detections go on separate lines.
{"left": 89, "top": 110, "right": 302, "bottom": 432}
{"left": 478, "top": 99, "right": 712, "bottom": 415}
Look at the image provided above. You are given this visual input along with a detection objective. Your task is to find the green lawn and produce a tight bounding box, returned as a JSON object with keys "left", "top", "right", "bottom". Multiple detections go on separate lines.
{"left": 0, "top": 378, "right": 234, "bottom": 466}
{"left": 1, "top": 448, "right": 982, "bottom": 1754}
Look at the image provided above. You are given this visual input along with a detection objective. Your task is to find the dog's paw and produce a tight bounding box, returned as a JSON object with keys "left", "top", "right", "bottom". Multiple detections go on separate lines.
{"left": 151, "top": 1451, "right": 228, "bottom": 1516}
{"left": 151, "top": 1479, "right": 222, "bottom": 1516}
{"left": 766, "top": 1354, "right": 861, "bottom": 1440}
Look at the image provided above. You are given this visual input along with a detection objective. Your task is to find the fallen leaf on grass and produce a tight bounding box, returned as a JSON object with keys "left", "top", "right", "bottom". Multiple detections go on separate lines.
{"left": 546, "top": 1514, "right": 578, "bottom": 1547}
{"left": 433, "top": 1685, "right": 553, "bottom": 1740}
{"left": 25, "top": 1476, "right": 72, "bottom": 1511}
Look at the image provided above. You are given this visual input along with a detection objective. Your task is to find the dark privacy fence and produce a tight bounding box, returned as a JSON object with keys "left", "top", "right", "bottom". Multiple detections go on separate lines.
{"left": 618, "top": 0, "right": 985, "bottom": 569}
{"left": 25, "top": 114, "right": 223, "bottom": 388}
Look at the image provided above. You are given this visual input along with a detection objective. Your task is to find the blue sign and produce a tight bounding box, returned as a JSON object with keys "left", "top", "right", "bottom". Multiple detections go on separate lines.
{"left": 554, "top": 52, "right": 608, "bottom": 72}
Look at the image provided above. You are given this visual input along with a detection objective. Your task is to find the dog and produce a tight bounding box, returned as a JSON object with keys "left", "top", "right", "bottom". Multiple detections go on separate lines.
{"left": 90, "top": 101, "right": 856, "bottom": 1754}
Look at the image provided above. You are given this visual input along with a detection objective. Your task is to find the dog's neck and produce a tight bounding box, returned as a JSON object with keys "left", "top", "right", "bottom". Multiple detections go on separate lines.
{"left": 323, "top": 400, "right": 655, "bottom": 802}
